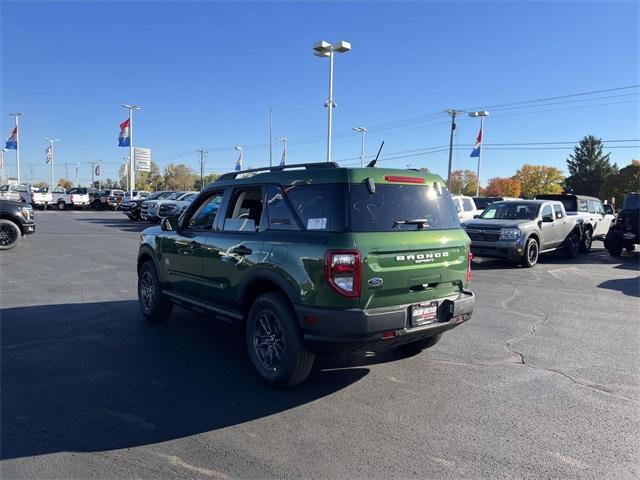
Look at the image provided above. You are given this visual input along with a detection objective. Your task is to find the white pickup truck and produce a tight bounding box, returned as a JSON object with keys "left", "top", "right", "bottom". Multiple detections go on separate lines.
{"left": 1, "top": 184, "right": 52, "bottom": 207}
{"left": 42, "top": 187, "right": 91, "bottom": 210}
{"left": 536, "top": 194, "right": 615, "bottom": 252}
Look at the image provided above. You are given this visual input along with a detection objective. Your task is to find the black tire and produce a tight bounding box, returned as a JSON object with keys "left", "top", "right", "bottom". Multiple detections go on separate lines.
{"left": 93, "top": 200, "right": 103, "bottom": 210}
{"left": 0, "top": 219, "right": 21, "bottom": 251}
{"left": 580, "top": 228, "right": 593, "bottom": 253}
{"left": 607, "top": 239, "right": 624, "bottom": 257}
{"left": 137, "top": 261, "right": 173, "bottom": 322}
{"left": 394, "top": 334, "right": 441, "bottom": 356}
{"left": 246, "top": 292, "right": 315, "bottom": 387}
{"left": 563, "top": 232, "right": 580, "bottom": 259}
{"left": 520, "top": 237, "right": 539, "bottom": 267}
{"left": 57, "top": 200, "right": 66, "bottom": 211}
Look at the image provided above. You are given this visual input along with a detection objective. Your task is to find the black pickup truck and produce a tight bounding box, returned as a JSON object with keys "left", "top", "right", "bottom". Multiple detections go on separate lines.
{"left": 0, "top": 199, "right": 35, "bottom": 250}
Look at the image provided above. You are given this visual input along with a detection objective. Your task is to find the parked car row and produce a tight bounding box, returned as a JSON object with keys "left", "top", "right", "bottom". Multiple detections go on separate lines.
{"left": 121, "top": 191, "right": 198, "bottom": 222}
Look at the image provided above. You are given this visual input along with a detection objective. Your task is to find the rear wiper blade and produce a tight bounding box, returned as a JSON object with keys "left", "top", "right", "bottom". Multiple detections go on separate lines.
{"left": 393, "top": 219, "right": 429, "bottom": 230}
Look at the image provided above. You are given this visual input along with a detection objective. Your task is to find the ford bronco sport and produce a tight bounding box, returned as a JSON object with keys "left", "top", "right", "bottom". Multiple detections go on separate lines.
{"left": 137, "top": 163, "right": 474, "bottom": 386}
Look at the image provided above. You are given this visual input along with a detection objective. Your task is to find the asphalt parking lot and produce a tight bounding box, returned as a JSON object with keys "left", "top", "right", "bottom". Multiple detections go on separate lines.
{"left": 1, "top": 210, "right": 639, "bottom": 479}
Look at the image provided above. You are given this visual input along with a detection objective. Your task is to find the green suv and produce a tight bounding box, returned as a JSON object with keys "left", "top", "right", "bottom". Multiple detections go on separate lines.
{"left": 137, "top": 163, "right": 475, "bottom": 386}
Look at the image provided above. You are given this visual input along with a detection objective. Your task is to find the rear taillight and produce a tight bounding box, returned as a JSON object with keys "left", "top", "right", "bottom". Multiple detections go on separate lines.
{"left": 466, "top": 251, "right": 473, "bottom": 284}
{"left": 325, "top": 250, "right": 361, "bottom": 298}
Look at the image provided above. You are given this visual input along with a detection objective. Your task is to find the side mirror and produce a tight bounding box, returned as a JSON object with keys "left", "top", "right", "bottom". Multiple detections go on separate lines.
{"left": 542, "top": 215, "right": 554, "bottom": 223}
{"left": 161, "top": 216, "right": 179, "bottom": 231}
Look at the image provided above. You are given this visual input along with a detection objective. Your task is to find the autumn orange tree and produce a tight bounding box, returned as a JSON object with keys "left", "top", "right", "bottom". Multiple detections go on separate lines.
{"left": 484, "top": 177, "right": 522, "bottom": 197}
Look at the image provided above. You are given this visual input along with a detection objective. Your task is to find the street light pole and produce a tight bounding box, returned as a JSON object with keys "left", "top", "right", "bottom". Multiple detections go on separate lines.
{"left": 468, "top": 110, "right": 490, "bottom": 197}
{"left": 352, "top": 127, "right": 366, "bottom": 167}
{"left": 122, "top": 104, "right": 141, "bottom": 198}
{"left": 8, "top": 113, "right": 22, "bottom": 183}
{"left": 235, "top": 146, "right": 243, "bottom": 171}
{"left": 44, "top": 138, "right": 60, "bottom": 187}
{"left": 313, "top": 40, "right": 351, "bottom": 163}
{"left": 444, "top": 109, "right": 464, "bottom": 191}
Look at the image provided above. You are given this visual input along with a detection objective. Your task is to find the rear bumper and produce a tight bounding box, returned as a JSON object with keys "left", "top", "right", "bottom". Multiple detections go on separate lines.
{"left": 295, "top": 291, "right": 474, "bottom": 355}
{"left": 605, "top": 228, "right": 637, "bottom": 246}
{"left": 470, "top": 239, "right": 521, "bottom": 259}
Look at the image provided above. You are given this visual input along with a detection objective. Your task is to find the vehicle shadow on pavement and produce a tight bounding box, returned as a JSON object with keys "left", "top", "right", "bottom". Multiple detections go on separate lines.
{"left": 472, "top": 248, "right": 640, "bottom": 271}
{"left": 0, "top": 301, "right": 368, "bottom": 460}
{"left": 597, "top": 276, "right": 640, "bottom": 297}
{"left": 77, "top": 217, "right": 152, "bottom": 233}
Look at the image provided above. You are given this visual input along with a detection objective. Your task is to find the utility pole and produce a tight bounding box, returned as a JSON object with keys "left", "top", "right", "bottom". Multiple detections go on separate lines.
{"left": 64, "top": 162, "right": 69, "bottom": 179}
{"left": 98, "top": 160, "right": 102, "bottom": 190}
{"left": 75, "top": 162, "right": 80, "bottom": 187}
{"left": 196, "top": 149, "right": 208, "bottom": 189}
{"left": 444, "top": 109, "right": 464, "bottom": 191}
{"left": 353, "top": 127, "right": 367, "bottom": 167}
{"left": 277, "top": 137, "right": 288, "bottom": 166}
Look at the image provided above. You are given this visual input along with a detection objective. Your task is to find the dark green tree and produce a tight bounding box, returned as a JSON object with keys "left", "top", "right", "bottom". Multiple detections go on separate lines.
{"left": 599, "top": 161, "right": 640, "bottom": 206}
{"left": 565, "top": 135, "right": 618, "bottom": 196}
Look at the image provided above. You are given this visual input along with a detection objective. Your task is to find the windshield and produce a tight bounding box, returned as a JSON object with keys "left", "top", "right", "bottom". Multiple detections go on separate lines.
{"left": 167, "top": 192, "right": 185, "bottom": 200}
{"left": 623, "top": 194, "right": 640, "bottom": 210}
{"left": 480, "top": 202, "right": 539, "bottom": 220}
{"left": 350, "top": 184, "right": 460, "bottom": 231}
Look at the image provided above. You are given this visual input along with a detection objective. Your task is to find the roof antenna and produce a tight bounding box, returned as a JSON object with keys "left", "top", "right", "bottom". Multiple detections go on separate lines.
{"left": 366, "top": 141, "right": 384, "bottom": 168}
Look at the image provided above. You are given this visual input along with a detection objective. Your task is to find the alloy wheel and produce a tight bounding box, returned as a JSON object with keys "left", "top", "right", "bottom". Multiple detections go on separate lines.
{"left": 253, "top": 310, "right": 285, "bottom": 372}
{"left": 0, "top": 223, "right": 18, "bottom": 247}
{"left": 139, "top": 271, "right": 155, "bottom": 313}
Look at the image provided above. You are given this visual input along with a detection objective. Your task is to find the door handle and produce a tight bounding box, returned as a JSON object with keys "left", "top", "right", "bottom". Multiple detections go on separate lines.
{"left": 231, "top": 245, "right": 252, "bottom": 256}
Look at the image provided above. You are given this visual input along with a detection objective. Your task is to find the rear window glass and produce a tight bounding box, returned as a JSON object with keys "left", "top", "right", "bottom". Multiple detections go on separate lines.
{"left": 474, "top": 197, "right": 500, "bottom": 210}
{"left": 284, "top": 184, "right": 347, "bottom": 232}
{"left": 623, "top": 194, "right": 640, "bottom": 210}
{"left": 350, "top": 184, "right": 460, "bottom": 232}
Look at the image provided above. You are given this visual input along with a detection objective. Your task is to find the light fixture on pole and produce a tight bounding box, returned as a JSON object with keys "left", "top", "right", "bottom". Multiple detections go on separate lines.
{"left": 468, "top": 110, "right": 489, "bottom": 197}
{"left": 277, "top": 137, "right": 288, "bottom": 166}
{"left": 352, "top": 127, "right": 367, "bottom": 167}
{"left": 44, "top": 138, "right": 60, "bottom": 187}
{"left": 313, "top": 40, "right": 351, "bottom": 163}
{"left": 234, "top": 146, "right": 243, "bottom": 171}
{"left": 122, "top": 104, "right": 141, "bottom": 197}
{"left": 8, "top": 113, "right": 22, "bottom": 184}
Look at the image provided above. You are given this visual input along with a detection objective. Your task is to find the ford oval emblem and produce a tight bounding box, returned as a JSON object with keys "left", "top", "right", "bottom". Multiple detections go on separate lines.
{"left": 368, "top": 277, "right": 384, "bottom": 288}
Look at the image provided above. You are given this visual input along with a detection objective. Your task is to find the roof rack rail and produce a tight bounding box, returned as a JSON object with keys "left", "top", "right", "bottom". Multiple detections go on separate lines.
{"left": 218, "top": 162, "right": 340, "bottom": 180}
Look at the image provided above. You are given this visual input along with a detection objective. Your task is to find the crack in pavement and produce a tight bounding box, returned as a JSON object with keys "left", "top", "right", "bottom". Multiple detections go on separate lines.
{"left": 432, "top": 285, "right": 638, "bottom": 403}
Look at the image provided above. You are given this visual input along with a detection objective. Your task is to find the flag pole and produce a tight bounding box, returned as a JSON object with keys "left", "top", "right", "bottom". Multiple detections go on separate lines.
{"left": 8, "top": 113, "right": 22, "bottom": 184}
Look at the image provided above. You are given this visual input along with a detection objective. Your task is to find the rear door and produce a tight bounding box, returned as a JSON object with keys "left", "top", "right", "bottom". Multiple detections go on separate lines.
{"left": 349, "top": 182, "right": 468, "bottom": 310}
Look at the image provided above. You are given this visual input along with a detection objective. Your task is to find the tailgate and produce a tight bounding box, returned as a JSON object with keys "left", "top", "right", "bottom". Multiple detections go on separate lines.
{"left": 353, "top": 229, "right": 469, "bottom": 309}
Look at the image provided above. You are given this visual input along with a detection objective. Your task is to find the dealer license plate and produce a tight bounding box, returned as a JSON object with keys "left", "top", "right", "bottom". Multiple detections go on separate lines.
{"left": 411, "top": 301, "right": 439, "bottom": 327}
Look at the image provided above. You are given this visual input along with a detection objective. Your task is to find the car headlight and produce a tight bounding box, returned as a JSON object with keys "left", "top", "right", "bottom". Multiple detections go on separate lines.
{"left": 500, "top": 228, "right": 521, "bottom": 240}
{"left": 21, "top": 207, "right": 31, "bottom": 221}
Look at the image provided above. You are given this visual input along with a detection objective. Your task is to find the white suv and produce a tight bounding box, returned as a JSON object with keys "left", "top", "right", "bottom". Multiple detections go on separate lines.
{"left": 451, "top": 195, "right": 478, "bottom": 222}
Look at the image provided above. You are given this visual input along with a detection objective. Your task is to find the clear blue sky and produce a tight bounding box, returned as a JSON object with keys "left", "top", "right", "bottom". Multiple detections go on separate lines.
{"left": 2, "top": 0, "right": 639, "bottom": 186}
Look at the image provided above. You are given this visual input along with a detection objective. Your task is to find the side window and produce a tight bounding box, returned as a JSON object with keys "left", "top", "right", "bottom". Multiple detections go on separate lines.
{"left": 553, "top": 204, "right": 564, "bottom": 219}
{"left": 587, "top": 200, "right": 596, "bottom": 214}
{"left": 223, "top": 188, "right": 263, "bottom": 232}
{"left": 541, "top": 205, "right": 553, "bottom": 220}
{"left": 266, "top": 185, "right": 300, "bottom": 231}
{"left": 595, "top": 202, "right": 604, "bottom": 215}
{"left": 187, "top": 192, "right": 224, "bottom": 230}
{"left": 577, "top": 199, "right": 588, "bottom": 212}
{"left": 462, "top": 198, "right": 474, "bottom": 211}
